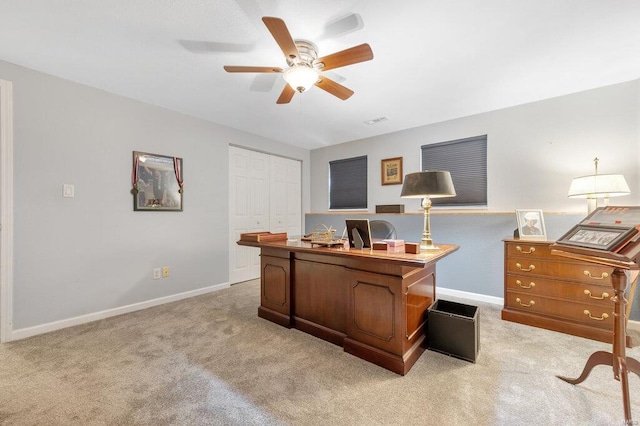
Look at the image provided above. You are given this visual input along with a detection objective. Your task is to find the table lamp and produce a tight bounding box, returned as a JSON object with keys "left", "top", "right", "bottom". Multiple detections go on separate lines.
{"left": 568, "top": 157, "right": 630, "bottom": 214}
{"left": 401, "top": 171, "right": 456, "bottom": 250}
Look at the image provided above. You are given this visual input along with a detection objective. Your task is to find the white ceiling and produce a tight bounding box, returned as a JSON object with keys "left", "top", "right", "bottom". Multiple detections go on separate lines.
{"left": 2, "top": 0, "right": 640, "bottom": 150}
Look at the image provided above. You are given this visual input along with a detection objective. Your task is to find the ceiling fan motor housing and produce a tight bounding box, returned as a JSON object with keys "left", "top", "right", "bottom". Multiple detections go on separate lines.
{"left": 283, "top": 40, "right": 322, "bottom": 93}
{"left": 287, "top": 40, "right": 319, "bottom": 68}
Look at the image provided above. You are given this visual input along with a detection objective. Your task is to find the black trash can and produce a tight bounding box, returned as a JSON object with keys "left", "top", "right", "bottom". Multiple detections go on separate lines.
{"left": 426, "top": 299, "right": 479, "bottom": 363}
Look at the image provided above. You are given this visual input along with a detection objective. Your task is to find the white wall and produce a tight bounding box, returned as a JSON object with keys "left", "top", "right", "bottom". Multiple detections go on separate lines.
{"left": 309, "top": 79, "right": 640, "bottom": 321}
{"left": 310, "top": 79, "right": 640, "bottom": 214}
{"left": 3, "top": 58, "right": 638, "bottom": 335}
{"left": 0, "top": 60, "right": 310, "bottom": 335}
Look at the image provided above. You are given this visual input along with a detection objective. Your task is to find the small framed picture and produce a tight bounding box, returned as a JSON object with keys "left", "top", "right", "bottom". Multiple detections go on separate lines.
{"left": 132, "top": 151, "right": 183, "bottom": 211}
{"left": 515, "top": 209, "right": 547, "bottom": 241}
{"left": 557, "top": 224, "right": 637, "bottom": 252}
{"left": 381, "top": 157, "right": 403, "bottom": 185}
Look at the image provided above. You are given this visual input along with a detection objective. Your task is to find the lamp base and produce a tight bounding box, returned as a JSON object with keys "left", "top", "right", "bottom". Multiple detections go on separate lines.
{"left": 420, "top": 238, "right": 440, "bottom": 251}
{"left": 419, "top": 198, "right": 440, "bottom": 250}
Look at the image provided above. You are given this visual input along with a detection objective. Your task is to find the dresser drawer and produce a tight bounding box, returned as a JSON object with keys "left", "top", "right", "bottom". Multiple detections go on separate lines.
{"left": 505, "top": 291, "right": 613, "bottom": 329}
{"left": 506, "top": 258, "right": 613, "bottom": 285}
{"left": 506, "top": 274, "right": 612, "bottom": 306}
{"left": 505, "top": 241, "right": 553, "bottom": 259}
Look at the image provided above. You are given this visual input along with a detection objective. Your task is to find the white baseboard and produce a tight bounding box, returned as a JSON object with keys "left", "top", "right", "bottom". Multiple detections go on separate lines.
{"left": 8, "top": 281, "right": 639, "bottom": 340}
{"left": 10, "top": 282, "right": 230, "bottom": 342}
{"left": 438, "top": 286, "right": 504, "bottom": 306}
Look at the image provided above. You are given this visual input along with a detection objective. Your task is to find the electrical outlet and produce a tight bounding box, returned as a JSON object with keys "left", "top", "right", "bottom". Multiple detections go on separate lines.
{"left": 153, "top": 268, "right": 161, "bottom": 280}
{"left": 62, "top": 184, "right": 75, "bottom": 198}
{"left": 162, "top": 266, "right": 170, "bottom": 278}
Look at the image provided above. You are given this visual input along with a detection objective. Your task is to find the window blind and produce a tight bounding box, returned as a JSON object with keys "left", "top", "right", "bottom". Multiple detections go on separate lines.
{"left": 421, "top": 135, "right": 487, "bottom": 206}
{"left": 329, "top": 155, "right": 367, "bottom": 209}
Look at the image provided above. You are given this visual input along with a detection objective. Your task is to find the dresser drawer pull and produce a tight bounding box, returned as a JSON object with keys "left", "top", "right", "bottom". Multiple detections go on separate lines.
{"left": 583, "top": 310, "right": 609, "bottom": 321}
{"left": 515, "top": 297, "right": 535, "bottom": 307}
{"left": 516, "top": 280, "right": 535, "bottom": 289}
{"left": 583, "top": 289, "right": 610, "bottom": 300}
{"left": 516, "top": 263, "right": 535, "bottom": 272}
{"left": 515, "top": 246, "right": 536, "bottom": 254}
{"left": 583, "top": 270, "right": 608, "bottom": 280}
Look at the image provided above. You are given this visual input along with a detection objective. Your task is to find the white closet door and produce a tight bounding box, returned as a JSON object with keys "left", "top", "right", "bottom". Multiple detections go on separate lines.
{"left": 284, "top": 158, "right": 302, "bottom": 237}
{"left": 269, "top": 156, "right": 301, "bottom": 236}
{"left": 269, "top": 156, "right": 287, "bottom": 233}
{"left": 229, "top": 146, "right": 269, "bottom": 284}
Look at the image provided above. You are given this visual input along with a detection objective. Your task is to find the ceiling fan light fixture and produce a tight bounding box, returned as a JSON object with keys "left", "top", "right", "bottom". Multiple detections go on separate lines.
{"left": 283, "top": 65, "right": 319, "bottom": 93}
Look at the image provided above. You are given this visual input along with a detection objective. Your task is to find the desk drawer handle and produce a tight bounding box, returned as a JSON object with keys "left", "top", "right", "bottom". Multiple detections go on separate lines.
{"left": 583, "top": 270, "right": 608, "bottom": 280}
{"left": 584, "top": 289, "right": 609, "bottom": 300}
{"left": 516, "top": 280, "right": 535, "bottom": 289}
{"left": 583, "top": 310, "right": 609, "bottom": 321}
{"left": 516, "top": 263, "right": 535, "bottom": 272}
{"left": 516, "top": 246, "right": 536, "bottom": 254}
{"left": 515, "top": 297, "right": 535, "bottom": 307}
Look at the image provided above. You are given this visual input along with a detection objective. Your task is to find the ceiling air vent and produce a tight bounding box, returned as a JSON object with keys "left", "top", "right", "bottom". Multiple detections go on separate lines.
{"left": 364, "top": 116, "right": 388, "bottom": 125}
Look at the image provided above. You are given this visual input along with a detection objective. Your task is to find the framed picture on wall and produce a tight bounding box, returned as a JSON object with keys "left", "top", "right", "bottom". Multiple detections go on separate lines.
{"left": 381, "top": 157, "right": 403, "bottom": 185}
{"left": 515, "top": 209, "right": 547, "bottom": 241}
{"left": 132, "top": 151, "right": 183, "bottom": 211}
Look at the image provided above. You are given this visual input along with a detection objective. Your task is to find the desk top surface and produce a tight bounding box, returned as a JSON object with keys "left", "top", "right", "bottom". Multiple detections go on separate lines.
{"left": 237, "top": 238, "right": 459, "bottom": 268}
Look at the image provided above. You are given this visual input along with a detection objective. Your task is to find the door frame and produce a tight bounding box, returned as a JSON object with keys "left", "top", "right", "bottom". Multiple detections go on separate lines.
{"left": 0, "top": 79, "right": 14, "bottom": 343}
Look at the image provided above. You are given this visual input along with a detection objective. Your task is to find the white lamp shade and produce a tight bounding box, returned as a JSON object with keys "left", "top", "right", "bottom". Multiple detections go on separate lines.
{"left": 567, "top": 173, "right": 630, "bottom": 199}
{"left": 283, "top": 66, "right": 319, "bottom": 93}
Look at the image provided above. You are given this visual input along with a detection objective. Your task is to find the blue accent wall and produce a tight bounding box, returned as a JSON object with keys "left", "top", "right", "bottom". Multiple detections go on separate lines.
{"left": 306, "top": 212, "right": 640, "bottom": 321}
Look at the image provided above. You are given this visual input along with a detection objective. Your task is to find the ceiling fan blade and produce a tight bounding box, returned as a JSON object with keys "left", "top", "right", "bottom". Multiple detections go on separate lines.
{"left": 315, "top": 43, "right": 373, "bottom": 71}
{"left": 315, "top": 76, "right": 354, "bottom": 100}
{"left": 276, "top": 84, "right": 296, "bottom": 104}
{"left": 262, "top": 17, "right": 299, "bottom": 61}
{"left": 224, "top": 66, "right": 283, "bottom": 73}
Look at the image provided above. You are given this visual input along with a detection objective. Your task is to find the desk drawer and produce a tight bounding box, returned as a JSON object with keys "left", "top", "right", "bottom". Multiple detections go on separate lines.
{"left": 505, "top": 291, "right": 613, "bottom": 329}
{"left": 506, "top": 274, "right": 612, "bottom": 306}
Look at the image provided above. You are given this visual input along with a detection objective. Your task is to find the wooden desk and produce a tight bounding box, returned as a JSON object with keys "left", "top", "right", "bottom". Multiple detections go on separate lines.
{"left": 237, "top": 239, "right": 458, "bottom": 375}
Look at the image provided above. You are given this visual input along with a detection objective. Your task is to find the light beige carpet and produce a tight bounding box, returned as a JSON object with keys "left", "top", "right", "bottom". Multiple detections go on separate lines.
{"left": 1, "top": 279, "right": 639, "bottom": 425}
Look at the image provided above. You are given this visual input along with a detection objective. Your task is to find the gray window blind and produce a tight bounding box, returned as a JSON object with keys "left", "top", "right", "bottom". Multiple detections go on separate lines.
{"left": 329, "top": 155, "right": 367, "bottom": 209}
{"left": 421, "top": 135, "right": 487, "bottom": 206}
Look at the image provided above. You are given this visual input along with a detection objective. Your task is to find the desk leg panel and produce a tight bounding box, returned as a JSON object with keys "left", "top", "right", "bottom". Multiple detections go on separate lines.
{"left": 345, "top": 265, "right": 435, "bottom": 374}
{"left": 260, "top": 254, "right": 292, "bottom": 327}
{"left": 346, "top": 270, "right": 404, "bottom": 356}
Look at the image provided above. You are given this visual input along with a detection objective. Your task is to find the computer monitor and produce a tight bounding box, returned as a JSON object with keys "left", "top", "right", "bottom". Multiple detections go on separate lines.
{"left": 345, "top": 219, "right": 372, "bottom": 249}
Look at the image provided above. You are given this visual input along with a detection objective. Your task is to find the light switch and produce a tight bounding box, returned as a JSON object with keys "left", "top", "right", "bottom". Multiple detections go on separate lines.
{"left": 63, "top": 184, "right": 74, "bottom": 198}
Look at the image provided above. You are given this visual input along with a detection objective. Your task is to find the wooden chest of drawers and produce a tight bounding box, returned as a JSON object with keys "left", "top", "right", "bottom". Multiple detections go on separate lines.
{"left": 502, "top": 238, "right": 631, "bottom": 346}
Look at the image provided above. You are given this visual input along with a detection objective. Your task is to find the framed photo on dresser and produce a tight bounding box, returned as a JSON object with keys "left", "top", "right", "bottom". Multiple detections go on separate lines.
{"left": 515, "top": 209, "right": 547, "bottom": 241}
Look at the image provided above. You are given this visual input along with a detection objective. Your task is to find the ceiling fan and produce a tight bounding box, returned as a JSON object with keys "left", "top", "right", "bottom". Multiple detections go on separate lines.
{"left": 223, "top": 16, "right": 374, "bottom": 104}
